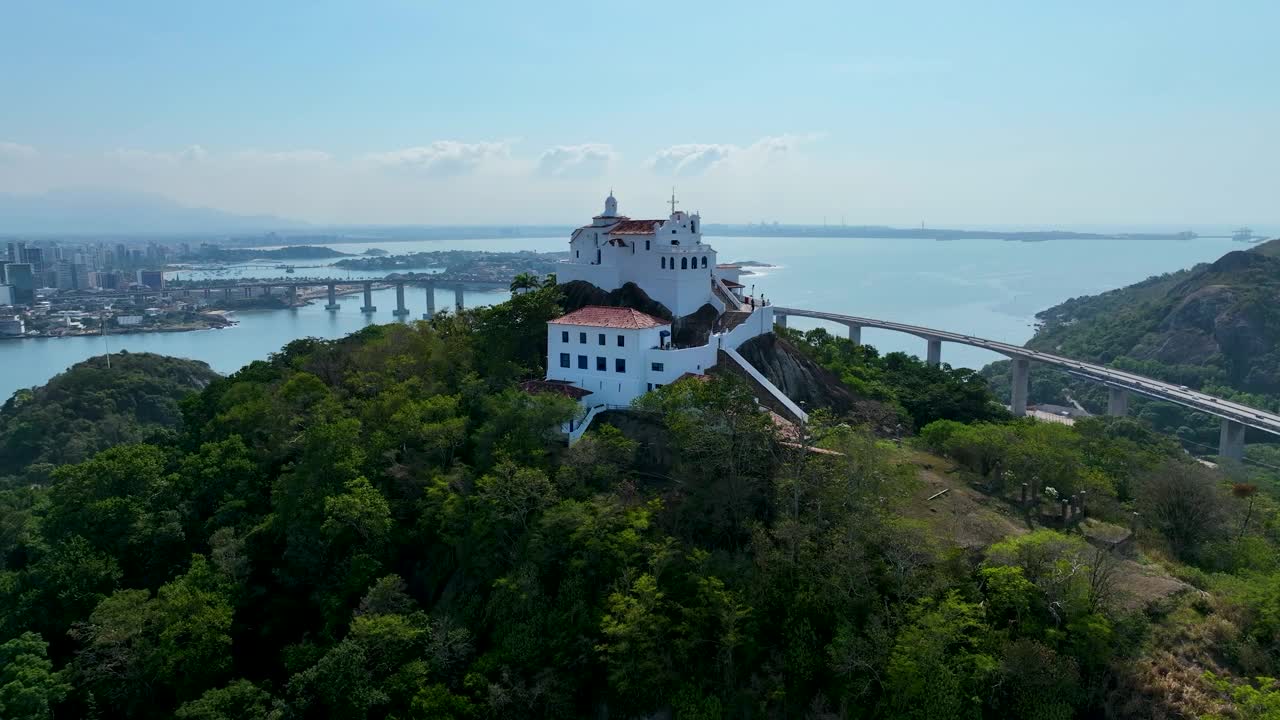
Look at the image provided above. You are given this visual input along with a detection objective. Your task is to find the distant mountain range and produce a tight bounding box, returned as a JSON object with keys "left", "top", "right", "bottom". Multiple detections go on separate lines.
{"left": 0, "top": 188, "right": 305, "bottom": 235}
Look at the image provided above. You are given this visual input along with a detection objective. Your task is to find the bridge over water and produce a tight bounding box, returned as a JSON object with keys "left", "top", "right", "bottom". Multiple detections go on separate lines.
{"left": 43, "top": 277, "right": 495, "bottom": 320}
{"left": 775, "top": 307, "right": 1280, "bottom": 461}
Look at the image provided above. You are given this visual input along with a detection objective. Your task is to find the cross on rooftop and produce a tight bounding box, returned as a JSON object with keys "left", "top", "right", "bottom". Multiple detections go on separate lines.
{"left": 669, "top": 188, "right": 679, "bottom": 215}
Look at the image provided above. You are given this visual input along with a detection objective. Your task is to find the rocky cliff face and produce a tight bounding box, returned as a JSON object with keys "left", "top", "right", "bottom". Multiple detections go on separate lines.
{"left": 734, "top": 333, "right": 905, "bottom": 435}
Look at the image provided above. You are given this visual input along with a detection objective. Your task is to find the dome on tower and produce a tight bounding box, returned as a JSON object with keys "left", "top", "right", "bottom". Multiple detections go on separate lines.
{"left": 602, "top": 192, "right": 618, "bottom": 218}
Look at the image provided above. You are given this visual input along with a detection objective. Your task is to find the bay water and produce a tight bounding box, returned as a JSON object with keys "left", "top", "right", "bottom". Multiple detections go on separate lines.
{"left": 0, "top": 235, "right": 1249, "bottom": 401}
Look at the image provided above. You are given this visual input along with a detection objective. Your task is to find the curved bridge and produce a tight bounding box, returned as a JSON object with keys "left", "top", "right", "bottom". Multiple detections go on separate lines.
{"left": 774, "top": 307, "right": 1280, "bottom": 461}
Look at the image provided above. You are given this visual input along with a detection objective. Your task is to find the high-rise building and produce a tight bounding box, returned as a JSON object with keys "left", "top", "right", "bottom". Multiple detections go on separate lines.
{"left": 0, "top": 285, "right": 14, "bottom": 307}
{"left": 54, "top": 261, "right": 77, "bottom": 290}
{"left": 137, "top": 269, "right": 165, "bottom": 290}
{"left": 20, "top": 247, "right": 43, "bottom": 270}
{"left": 74, "top": 263, "right": 91, "bottom": 290}
{"left": 4, "top": 263, "right": 35, "bottom": 304}
{"left": 95, "top": 271, "right": 122, "bottom": 290}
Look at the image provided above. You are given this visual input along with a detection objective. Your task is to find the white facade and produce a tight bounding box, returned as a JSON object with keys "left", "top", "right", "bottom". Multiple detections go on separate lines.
{"left": 543, "top": 194, "right": 777, "bottom": 420}
{"left": 544, "top": 308, "right": 718, "bottom": 406}
{"left": 557, "top": 193, "right": 733, "bottom": 318}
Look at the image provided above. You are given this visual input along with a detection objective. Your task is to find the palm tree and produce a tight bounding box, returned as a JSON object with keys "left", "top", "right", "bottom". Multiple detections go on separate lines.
{"left": 541, "top": 272, "right": 557, "bottom": 289}
{"left": 510, "top": 272, "right": 539, "bottom": 295}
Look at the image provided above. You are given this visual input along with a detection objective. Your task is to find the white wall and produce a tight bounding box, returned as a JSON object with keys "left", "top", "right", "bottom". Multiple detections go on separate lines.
{"left": 546, "top": 322, "right": 664, "bottom": 406}
{"left": 556, "top": 261, "right": 621, "bottom": 293}
{"left": 717, "top": 305, "right": 774, "bottom": 351}
{"left": 643, "top": 343, "right": 717, "bottom": 389}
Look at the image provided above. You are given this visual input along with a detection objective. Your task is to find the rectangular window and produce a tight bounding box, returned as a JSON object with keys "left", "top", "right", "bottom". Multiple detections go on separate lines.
{"left": 616, "top": 334, "right": 624, "bottom": 347}
{"left": 577, "top": 355, "right": 587, "bottom": 369}
{"left": 645, "top": 240, "right": 651, "bottom": 251}
{"left": 579, "top": 332, "right": 586, "bottom": 344}
{"left": 560, "top": 331, "right": 568, "bottom": 342}
{"left": 651, "top": 362, "right": 664, "bottom": 372}
{"left": 615, "top": 358, "right": 626, "bottom": 373}
{"left": 596, "top": 356, "right": 606, "bottom": 371}
{"left": 598, "top": 333, "right": 605, "bottom": 346}
{"left": 647, "top": 383, "right": 653, "bottom": 391}
{"left": 559, "top": 353, "right": 570, "bottom": 368}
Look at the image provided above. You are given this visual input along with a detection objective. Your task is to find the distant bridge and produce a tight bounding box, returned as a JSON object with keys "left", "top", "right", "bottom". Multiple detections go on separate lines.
{"left": 41, "top": 277, "right": 499, "bottom": 320}
{"left": 775, "top": 307, "right": 1280, "bottom": 460}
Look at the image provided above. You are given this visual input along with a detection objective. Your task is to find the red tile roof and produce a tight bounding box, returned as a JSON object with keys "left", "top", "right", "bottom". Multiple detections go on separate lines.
{"left": 518, "top": 379, "right": 593, "bottom": 399}
{"left": 721, "top": 279, "right": 744, "bottom": 288}
{"left": 550, "top": 306, "right": 670, "bottom": 329}
{"left": 609, "top": 219, "right": 664, "bottom": 235}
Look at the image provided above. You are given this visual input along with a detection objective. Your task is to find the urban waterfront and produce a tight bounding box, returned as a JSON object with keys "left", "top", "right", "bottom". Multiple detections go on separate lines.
{"left": 0, "top": 234, "right": 1251, "bottom": 401}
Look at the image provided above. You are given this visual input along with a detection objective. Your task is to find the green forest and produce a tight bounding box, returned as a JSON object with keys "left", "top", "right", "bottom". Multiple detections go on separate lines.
{"left": 2, "top": 285, "right": 1279, "bottom": 719}
{"left": 0, "top": 353, "right": 218, "bottom": 481}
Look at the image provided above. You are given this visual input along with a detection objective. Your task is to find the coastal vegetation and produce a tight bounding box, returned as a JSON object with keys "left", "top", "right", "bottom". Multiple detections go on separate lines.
{"left": 0, "top": 286, "right": 1278, "bottom": 718}
{"left": 333, "top": 249, "right": 564, "bottom": 279}
{"left": 194, "top": 245, "right": 352, "bottom": 262}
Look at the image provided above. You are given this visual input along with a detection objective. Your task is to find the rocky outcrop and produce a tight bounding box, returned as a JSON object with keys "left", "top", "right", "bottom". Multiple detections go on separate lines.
{"left": 733, "top": 333, "right": 906, "bottom": 436}
{"left": 560, "top": 280, "right": 673, "bottom": 320}
{"left": 558, "top": 280, "right": 720, "bottom": 348}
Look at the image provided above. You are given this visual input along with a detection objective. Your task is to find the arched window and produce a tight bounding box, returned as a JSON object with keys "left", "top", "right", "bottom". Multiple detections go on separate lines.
{"left": 681, "top": 257, "right": 688, "bottom": 270}
{"left": 700, "top": 256, "right": 707, "bottom": 268}
{"left": 691, "top": 220, "right": 696, "bottom": 233}
{"left": 661, "top": 257, "right": 666, "bottom": 269}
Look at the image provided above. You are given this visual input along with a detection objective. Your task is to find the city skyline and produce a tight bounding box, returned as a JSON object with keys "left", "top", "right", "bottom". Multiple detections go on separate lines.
{"left": 2, "top": 1, "right": 1278, "bottom": 227}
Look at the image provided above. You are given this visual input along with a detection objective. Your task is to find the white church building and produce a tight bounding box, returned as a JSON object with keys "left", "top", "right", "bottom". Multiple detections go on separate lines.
{"left": 540, "top": 193, "right": 791, "bottom": 438}
{"left": 558, "top": 192, "right": 732, "bottom": 318}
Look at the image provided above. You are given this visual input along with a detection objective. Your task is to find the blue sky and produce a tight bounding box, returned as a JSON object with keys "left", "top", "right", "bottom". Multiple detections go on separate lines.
{"left": 1, "top": 0, "right": 1277, "bottom": 226}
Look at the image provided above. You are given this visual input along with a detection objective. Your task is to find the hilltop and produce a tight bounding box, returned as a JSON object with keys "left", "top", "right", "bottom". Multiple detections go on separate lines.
{"left": 1030, "top": 239, "right": 1280, "bottom": 396}
{"left": 0, "top": 287, "right": 1277, "bottom": 718}
{"left": 0, "top": 352, "right": 218, "bottom": 480}
{"left": 984, "top": 239, "right": 1280, "bottom": 450}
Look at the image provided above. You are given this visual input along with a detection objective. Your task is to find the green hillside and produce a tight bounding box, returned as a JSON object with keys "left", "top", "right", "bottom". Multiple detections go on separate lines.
{"left": 985, "top": 239, "right": 1280, "bottom": 452}
{"left": 0, "top": 352, "right": 219, "bottom": 481}
{"left": 0, "top": 286, "right": 1278, "bottom": 718}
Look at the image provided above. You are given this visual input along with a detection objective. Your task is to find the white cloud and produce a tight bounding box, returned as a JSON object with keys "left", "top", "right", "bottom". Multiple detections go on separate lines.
{"left": 230, "top": 149, "right": 332, "bottom": 165}
{"left": 0, "top": 141, "right": 38, "bottom": 163}
{"left": 646, "top": 143, "right": 734, "bottom": 176}
{"left": 108, "top": 144, "right": 209, "bottom": 165}
{"left": 536, "top": 143, "right": 616, "bottom": 178}
{"left": 362, "top": 140, "right": 511, "bottom": 176}
{"left": 646, "top": 134, "right": 820, "bottom": 176}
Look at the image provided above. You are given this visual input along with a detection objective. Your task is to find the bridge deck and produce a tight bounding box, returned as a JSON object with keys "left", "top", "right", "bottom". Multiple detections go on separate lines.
{"left": 776, "top": 307, "right": 1280, "bottom": 437}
